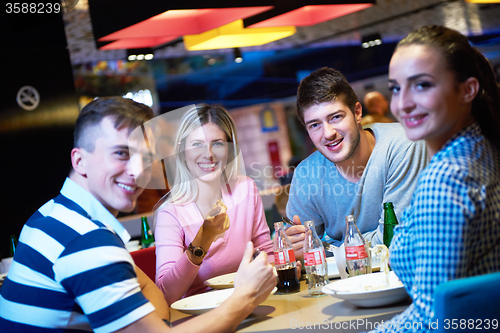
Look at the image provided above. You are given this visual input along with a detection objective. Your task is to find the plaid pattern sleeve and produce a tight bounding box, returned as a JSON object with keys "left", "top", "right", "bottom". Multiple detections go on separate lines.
{"left": 370, "top": 123, "right": 500, "bottom": 332}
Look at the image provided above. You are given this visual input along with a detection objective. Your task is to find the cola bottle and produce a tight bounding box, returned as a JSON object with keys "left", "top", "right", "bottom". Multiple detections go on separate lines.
{"left": 344, "top": 215, "right": 371, "bottom": 277}
{"left": 9, "top": 235, "right": 17, "bottom": 257}
{"left": 273, "top": 222, "right": 300, "bottom": 293}
{"left": 303, "top": 220, "right": 329, "bottom": 296}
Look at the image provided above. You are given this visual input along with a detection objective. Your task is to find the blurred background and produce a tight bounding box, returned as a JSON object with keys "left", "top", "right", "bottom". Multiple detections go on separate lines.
{"left": 1, "top": 0, "right": 500, "bottom": 258}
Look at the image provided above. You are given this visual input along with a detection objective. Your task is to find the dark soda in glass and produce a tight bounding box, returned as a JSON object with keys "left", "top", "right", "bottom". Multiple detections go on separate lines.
{"left": 276, "top": 266, "right": 300, "bottom": 293}
{"left": 274, "top": 222, "right": 301, "bottom": 294}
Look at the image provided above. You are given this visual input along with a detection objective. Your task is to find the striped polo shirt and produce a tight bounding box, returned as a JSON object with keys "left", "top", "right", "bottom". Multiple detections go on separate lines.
{"left": 0, "top": 178, "right": 154, "bottom": 332}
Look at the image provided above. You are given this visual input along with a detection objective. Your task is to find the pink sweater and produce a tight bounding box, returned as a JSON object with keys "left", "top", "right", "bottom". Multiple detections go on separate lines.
{"left": 155, "top": 176, "right": 273, "bottom": 305}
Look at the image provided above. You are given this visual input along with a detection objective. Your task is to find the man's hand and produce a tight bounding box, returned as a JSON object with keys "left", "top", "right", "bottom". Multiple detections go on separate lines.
{"left": 295, "top": 260, "right": 302, "bottom": 280}
{"left": 134, "top": 265, "right": 170, "bottom": 320}
{"left": 233, "top": 242, "right": 276, "bottom": 308}
{"left": 121, "top": 243, "right": 276, "bottom": 333}
{"left": 285, "top": 215, "right": 306, "bottom": 261}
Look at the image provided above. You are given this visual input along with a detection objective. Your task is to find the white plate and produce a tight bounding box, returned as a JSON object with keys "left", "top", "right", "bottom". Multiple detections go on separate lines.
{"left": 171, "top": 287, "right": 278, "bottom": 315}
{"left": 322, "top": 271, "right": 408, "bottom": 307}
{"left": 204, "top": 272, "right": 237, "bottom": 289}
{"left": 326, "top": 257, "right": 340, "bottom": 279}
{"left": 125, "top": 240, "right": 141, "bottom": 252}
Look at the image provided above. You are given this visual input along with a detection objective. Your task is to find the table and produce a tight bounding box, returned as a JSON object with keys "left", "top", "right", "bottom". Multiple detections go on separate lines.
{"left": 170, "top": 279, "right": 411, "bottom": 332}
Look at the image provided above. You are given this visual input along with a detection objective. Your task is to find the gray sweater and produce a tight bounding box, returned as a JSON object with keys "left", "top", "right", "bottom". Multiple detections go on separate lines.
{"left": 286, "top": 122, "right": 428, "bottom": 246}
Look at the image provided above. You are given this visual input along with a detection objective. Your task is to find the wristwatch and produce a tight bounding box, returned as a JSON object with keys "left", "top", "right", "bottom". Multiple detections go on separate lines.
{"left": 188, "top": 243, "right": 207, "bottom": 258}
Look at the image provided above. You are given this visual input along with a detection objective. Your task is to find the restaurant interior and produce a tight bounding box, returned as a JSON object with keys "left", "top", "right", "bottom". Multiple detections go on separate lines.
{"left": 2, "top": 0, "right": 500, "bottom": 330}
{"left": 1, "top": 0, "right": 500, "bottom": 267}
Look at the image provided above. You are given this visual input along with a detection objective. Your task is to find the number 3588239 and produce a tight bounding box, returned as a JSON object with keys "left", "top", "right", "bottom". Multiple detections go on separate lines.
{"left": 443, "top": 319, "right": 498, "bottom": 330}
{"left": 6, "top": 3, "right": 61, "bottom": 14}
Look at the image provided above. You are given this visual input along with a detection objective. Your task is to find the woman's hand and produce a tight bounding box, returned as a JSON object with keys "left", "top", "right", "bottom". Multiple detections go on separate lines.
{"left": 188, "top": 201, "right": 230, "bottom": 265}
{"left": 202, "top": 211, "right": 230, "bottom": 240}
{"left": 202, "top": 201, "right": 230, "bottom": 239}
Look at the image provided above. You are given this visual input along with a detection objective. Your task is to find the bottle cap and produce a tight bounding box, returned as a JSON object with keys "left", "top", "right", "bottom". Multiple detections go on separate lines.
{"left": 383, "top": 202, "right": 394, "bottom": 209}
{"left": 304, "top": 220, "right": 315, "bottom": 228}
{"left": 345, "top": 215, "right": 355, "bottom": 223}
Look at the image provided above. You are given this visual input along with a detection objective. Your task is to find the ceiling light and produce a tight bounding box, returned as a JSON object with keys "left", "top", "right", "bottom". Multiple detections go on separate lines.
{"left": 127, "top": 48, "right": 154, "bottom": 61}
{"left": 234, "top": 48, "right": 243, "bottom": 63}
{"left": 184, "top": 19, "right": 296, "bottom": 51}
{"left": 99, "top": 7, "right": 272, "bottom": 41}
{"left": 97, "top": 7, "right": 273, "bottom": 50}
{"left": 90, "top": 1, "right": 378, "bottom": 51}
{"left": 361, "top": 33, "right": 382, "bottom": 49}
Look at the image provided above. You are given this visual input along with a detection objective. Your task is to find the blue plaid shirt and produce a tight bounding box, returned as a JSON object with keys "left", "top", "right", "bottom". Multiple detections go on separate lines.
{"left": 373, "top": 123, "right": 500, "bottom": 332}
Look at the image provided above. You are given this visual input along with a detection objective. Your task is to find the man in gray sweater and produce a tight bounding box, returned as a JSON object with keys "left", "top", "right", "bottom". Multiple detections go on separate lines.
{"left": 286, "top": 67, "right": 428, "bottom": 259}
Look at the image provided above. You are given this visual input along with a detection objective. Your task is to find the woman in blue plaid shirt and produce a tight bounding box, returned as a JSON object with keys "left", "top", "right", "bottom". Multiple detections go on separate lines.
{"left": 375, "top": 25, "right": 500, "bottom": 332}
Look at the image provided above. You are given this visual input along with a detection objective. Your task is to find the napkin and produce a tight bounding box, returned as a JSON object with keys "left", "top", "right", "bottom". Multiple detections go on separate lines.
{"left": 332, "top": 244, "right": 348, "bottom": 279}
{"left": 1, "top": 257, "right": 13, "bottom": 274}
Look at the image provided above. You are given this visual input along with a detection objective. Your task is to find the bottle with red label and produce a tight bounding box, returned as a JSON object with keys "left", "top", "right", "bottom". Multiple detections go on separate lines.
{"left": 303, "top": 220, "right": 329, "bottom": 296}
{"left": 273, "top": 222, "right": 300, "bottom": 293}
{"left": 344, "top": 215, "right": 371, "bottom": 277}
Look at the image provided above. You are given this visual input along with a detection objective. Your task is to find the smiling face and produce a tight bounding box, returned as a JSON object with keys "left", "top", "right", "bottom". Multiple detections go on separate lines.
{"left": 74, "top": 117, "right": 149, "bottom": 216}
{"left": 388, "top": 44, "right": 475, "bottom": 155}
{"left": 184, "top": 122, "right": 229, "bottom": 185}
{"left": 303, "top": 100, "right": 362, "bottom": 165}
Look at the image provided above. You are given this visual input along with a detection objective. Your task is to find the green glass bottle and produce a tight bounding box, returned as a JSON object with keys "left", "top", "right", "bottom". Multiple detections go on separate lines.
{"left": 9, "top": 234, "right": 18, "bottom": 257}
{"left": 383, "top": 202, "right": 399, "bottom": 247}
{"left": 140, "top": 216, "right": 155, "bottom": 249}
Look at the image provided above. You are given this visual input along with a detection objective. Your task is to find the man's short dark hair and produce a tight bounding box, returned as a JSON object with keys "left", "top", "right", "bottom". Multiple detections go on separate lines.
{"left": 74, "top": 96, "right": 154, "bottom": 152}
{"left": 296, "top": 67, "right": 358, "bottom": 125}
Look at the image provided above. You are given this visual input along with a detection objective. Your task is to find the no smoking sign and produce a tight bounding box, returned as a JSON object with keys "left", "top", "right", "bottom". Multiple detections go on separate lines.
{"left": 16, "top": 86, "right": 40, "bottom": 111}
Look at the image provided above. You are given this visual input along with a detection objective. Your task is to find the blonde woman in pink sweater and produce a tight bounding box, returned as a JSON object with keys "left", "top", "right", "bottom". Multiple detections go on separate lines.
{"left": 154, "top": 104, "right": 274, "bottom": 305}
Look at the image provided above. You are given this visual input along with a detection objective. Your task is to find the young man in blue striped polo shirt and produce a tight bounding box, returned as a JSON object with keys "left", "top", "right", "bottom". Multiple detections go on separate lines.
{"left": 0, "top": 97, "right": 276, "bottom": 332}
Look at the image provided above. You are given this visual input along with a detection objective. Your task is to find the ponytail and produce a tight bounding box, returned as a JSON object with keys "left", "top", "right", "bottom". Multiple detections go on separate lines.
{"left": 470, "top": 49, "right": 500, "bottom": 150}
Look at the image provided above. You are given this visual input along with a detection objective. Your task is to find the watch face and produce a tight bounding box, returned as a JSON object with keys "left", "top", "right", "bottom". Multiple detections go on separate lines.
{"left": 194, "top": 248, "right": 204, "bottom": 257}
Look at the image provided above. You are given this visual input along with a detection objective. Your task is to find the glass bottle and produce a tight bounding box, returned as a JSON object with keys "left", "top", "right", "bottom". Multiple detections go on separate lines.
{"left": 344, "top": 215, "right": 371, "bottom": 277}
{"left": 273, "top": 222, "right": 300, "bottom": 293}
{"left": 303, "top": 220, "right": 328, "bottom": 297}
{"left": 9, "top": 234, "right": 17, "bottom": 257}
{"left": 141, "top": 216, "right": 155, "bottom": 248}
{"left": 383, "top": 202, "right": 399, "bottom": 248}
